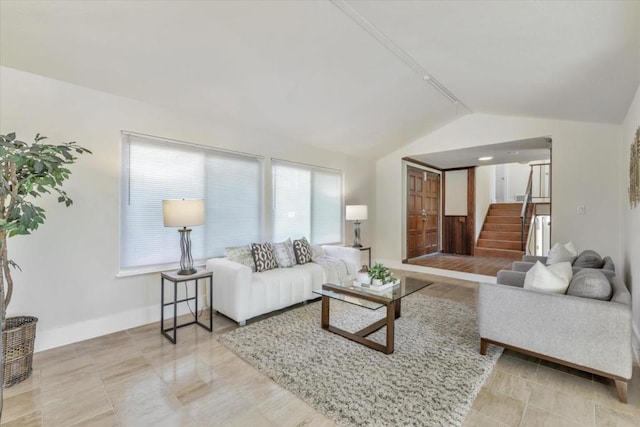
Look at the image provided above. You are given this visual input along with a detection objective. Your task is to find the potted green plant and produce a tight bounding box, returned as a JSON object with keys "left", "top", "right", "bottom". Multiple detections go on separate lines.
{"left": 368, "top": 262, "right": 397, "bottom": 286}
{"left": 0, "top": 132, "right": 90, "bottom": 386}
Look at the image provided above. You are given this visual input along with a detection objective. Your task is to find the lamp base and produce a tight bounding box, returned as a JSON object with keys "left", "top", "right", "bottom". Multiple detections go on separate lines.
{"left": 178, "top": 228, "right": 196, "bottom": 276}
{"left": 352, "top": 220, "right": 362, "bottom": 248}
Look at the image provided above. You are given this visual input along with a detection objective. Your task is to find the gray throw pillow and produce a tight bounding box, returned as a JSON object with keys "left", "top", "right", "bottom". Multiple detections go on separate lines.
{"left": 269, "top": 239, "right": 296, "bottom": 268}
{"left": 251, "top": 243, "right": 278, "bottom": 272}
{"left": 225, "top": 245, "right": 256, "bottom": 272}
{"left": 566, "top": 269, "right": 612, "bottom": 300}
{"left": 572, "top": 250, "right": 603, "bottom": 269}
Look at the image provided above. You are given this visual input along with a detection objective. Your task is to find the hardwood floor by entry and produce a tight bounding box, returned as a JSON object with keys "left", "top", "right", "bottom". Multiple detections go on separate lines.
{"left": 2, "top": 271, "right": 638, "bottom": 426}
{"left": 408, "top": 253, "right": 515, "bottom": 276}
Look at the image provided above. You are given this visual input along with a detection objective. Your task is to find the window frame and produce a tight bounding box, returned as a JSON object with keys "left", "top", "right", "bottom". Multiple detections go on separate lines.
{"left": 271, "top": 158, "right": 344, "bottom": 246}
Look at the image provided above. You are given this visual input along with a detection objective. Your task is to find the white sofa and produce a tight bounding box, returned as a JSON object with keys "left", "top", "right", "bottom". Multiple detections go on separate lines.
{"left": 205, "top": 245, "right": 360, "bottom": 325}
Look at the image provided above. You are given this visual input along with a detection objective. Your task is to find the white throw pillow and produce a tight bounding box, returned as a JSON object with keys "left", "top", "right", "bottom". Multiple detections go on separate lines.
{"left": 546, "top": 241, "right": 578, "bottom": 265}
{"left": 524, "top": 261, "right": 571, "bottom": 294}
{"left": 546, "top": 261, "right": 573, "bottom": 284}
{"left": 310, "top": 245, "right": 325, "bottom": 260}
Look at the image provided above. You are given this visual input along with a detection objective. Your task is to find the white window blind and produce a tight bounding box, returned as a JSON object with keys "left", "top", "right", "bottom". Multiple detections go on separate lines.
{"left": 120, "top": 132, "right": 262, "bottom": 272}
{"left": 272, "top": 160, "right": 343, "bottom": 244}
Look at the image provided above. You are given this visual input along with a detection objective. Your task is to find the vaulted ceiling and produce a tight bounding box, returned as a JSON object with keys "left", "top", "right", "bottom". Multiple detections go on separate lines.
{"left": 1, "top": 1, "right": 638, "bottom": 158}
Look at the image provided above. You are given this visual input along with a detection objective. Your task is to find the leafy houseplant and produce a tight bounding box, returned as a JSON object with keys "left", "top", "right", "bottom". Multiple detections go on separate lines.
{"left": 0, "top": 133, "right": 91, "bottom": 386}
{"left": 368, "top": 262, "right": 397, "bottom": 285}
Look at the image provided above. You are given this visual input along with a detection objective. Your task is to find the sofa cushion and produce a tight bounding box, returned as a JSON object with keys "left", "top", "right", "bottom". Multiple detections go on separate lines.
{"left": 546, "top": 241, "right": 577, "bottom": 265}
{"left": 572, "top": 250, "right": 604, "bottom": 269}
{"left": 524, "top": 261, "right": 572, "bottom": 294}
{"left": 293, "top": 237, "right": 313, "bottom": 264}
{"left": 251, "top": 242, "right": 278, "bottom": 272}
{"left": 269, "top": 239, "right": 296, "bottom": 268}
{"left": 225, "top": 245, "right": 256, "bottom": 272}
{"left": 566, "top": 269, "right": 612, "bottom": 300}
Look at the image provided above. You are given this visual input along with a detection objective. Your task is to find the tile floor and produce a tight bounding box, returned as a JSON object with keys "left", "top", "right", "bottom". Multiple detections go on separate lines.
{"left": 1, "top": 271, "right": 637, "bottom": 426}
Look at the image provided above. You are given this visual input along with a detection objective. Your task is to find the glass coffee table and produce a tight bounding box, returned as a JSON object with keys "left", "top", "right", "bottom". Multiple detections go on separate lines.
{"left": 313, "top": 276, "right": 432, "bottom": 354}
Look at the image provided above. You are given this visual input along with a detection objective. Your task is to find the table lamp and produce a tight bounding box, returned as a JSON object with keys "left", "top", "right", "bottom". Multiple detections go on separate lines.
{"left": 346, "top": 205, "right": 367, "bottom": 248}
{"left": 163, "top": 199, "right": 205, "bottom": 275}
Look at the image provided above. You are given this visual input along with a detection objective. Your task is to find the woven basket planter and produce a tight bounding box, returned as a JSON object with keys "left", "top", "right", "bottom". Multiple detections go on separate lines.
{"left": 2, "top": 316, "right": 38, "bottom": 387}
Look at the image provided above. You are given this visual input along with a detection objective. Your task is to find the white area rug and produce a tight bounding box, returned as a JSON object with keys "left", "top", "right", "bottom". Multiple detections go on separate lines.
{"left": 218, "top": 293, "right": 502, "bottom": 427}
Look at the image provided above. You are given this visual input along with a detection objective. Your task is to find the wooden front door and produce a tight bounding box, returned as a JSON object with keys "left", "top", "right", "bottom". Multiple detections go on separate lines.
{"left": 407, "top": 166, "right": 440, "bottom": 259}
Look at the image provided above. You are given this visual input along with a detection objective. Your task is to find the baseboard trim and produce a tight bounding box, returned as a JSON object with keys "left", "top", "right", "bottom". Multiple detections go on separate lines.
{"left": 34, "top": 303, "right": 193, "bottom": 353}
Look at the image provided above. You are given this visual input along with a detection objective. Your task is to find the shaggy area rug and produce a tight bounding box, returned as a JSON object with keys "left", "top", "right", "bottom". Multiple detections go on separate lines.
{"left": 218, "top": 292, "right": 502, "bottom": 427}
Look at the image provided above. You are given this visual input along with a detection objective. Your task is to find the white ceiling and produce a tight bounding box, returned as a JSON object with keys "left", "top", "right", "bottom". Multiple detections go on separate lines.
{"left": 1, "top": 1, "right": 638, "bottom": 159}
{"left": 411, "top": 137, "right": 551, "bottom": 170}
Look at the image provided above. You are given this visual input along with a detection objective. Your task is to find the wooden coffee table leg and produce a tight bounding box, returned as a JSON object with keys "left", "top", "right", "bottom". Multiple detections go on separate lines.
{"left": 385, "top": 302, "right": 395, "bottom": 354}
{"left": 321, "top": 296, "right": 330, "bottom": 329}
{"left": 394, "top": 299, "right": 401, "bottom": 319}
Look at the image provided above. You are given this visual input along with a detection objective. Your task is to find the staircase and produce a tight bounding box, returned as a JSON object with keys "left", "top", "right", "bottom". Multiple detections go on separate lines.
{"left": 476, "top": 203, "right": 530, "bottom": 259}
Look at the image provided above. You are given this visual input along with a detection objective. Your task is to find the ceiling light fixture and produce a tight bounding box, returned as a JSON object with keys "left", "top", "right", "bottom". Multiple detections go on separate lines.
{"left": 330, "top": 0, "right": 471, "bottom": 112}
{"left": 478, "top": 156, "right": 493, "bottom": 161}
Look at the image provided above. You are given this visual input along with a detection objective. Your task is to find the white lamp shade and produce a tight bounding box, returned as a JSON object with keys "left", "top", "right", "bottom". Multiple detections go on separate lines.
{"left": 163, "top": 199, "right": 205, "bottom": 227}
{"left": 345, "top": 205, "right": 368, "bottom": 221}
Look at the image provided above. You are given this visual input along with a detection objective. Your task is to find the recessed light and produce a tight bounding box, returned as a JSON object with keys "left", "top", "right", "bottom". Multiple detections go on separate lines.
{"left": 478, "top": 156, "right": 493, "bottom": 161}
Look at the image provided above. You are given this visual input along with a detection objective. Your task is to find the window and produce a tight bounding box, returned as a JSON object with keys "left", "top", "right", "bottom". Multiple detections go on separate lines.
{"left": 120, "top": 132, "right": 262, "bottom": 273}
{"left": 272, "top": 159, "right": 343, "bottom": 244}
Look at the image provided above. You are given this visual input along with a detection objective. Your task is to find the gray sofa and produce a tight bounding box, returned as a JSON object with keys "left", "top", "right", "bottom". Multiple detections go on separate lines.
{"left": 478, "top": 269, "right": 632, "bottom": 403}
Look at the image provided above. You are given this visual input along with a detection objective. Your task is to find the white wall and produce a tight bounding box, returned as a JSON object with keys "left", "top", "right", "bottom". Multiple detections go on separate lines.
{"left": 504, "top": 162, "right": 531, "bottom": 202}
{"left": 620, "top": 84, "right": 640, "bottom": 356}
{"left": 376, "top": 113, "right": 622, "bottom": 265}
{"left": 475, "top": 165, "right": 493, "bottom": 240}
{"left": 444, "top": 170, "right": 468, "bottom": 216}
{"left": 0, "top": 67, "right": 375, "bottom": 351}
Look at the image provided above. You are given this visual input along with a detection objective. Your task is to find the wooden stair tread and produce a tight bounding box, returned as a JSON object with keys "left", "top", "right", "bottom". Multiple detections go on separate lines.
{"left": 477, "top": 203, "right": 531, "bottom": 257}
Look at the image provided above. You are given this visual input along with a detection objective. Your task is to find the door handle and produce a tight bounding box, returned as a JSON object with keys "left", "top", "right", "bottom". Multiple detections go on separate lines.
{"left": 421, "top": 209, "right": 427, "bottom": 221}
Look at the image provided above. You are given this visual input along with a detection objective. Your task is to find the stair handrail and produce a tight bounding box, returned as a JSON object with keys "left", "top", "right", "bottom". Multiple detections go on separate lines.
{"left": 525, "top": 213, "right": 536, "bottom": 255}
{"left": 530, "top": 162, "right": 551, "bottom": 201}
{"left": 520, "top": 168, "right": 534, "bottom": 251}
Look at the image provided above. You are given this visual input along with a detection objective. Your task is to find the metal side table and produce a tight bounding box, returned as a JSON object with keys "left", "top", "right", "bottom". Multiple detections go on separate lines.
{"left": 161, "top": 268, "right": 213, "bottom": 344}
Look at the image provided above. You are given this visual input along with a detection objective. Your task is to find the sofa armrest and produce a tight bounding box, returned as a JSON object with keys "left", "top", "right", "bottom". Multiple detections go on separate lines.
{"left": 322, "top": 245, "right": 360, "bottom": 274}
{"left": 496, "top": 270, "right": 526, "bottom": 287}
{"left": 512, "top": 261, "right": 534, "bottom": 273}
{"left": 478, "top": 282, "right": 632, "bottom": 379}
{"left": 522, "top": 255, "right": 547, "bottom": 263}
{"left": 205, "top": 257, "right": 252, "bottom": 323}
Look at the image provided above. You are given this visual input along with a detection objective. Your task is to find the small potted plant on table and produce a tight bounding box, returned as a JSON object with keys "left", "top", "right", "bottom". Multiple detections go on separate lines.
{"left": 368, "top": 262, "right": 398, "bottom": 287}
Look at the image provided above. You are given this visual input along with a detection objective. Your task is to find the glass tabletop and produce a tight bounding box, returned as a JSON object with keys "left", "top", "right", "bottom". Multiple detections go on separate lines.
{"left": 313, "top": 276, "right": 433, "bottom": 310}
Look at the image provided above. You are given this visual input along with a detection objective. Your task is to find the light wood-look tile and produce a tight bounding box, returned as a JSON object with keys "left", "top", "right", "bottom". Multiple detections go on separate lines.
{"left": 520, "top": 406, "right": 585, "bottom": 427}
{"left": 471, "top": 387, "right": 526, "bottom": 426}
{"left": 463, "top": 409, "right": 510, "bottom": 427}
{"left": 527, "top": 382, "right": 595, "bottom": 426}
{"left": 595, "top": 404, "right": 640, "bottom": 427}
{"left": 69, "top": 409, "right": 119, "bottom": 427}
{"left": 1, "top": 389, "right": 41, "bottom": 424}
{"left": 0, "top": 410, "right": 42, "bottom": 427}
